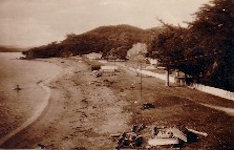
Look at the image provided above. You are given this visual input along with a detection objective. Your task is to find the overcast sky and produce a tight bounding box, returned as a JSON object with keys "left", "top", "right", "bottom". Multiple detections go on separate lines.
{"left": 0, "top": 0, "right": 210, "bottom": 48}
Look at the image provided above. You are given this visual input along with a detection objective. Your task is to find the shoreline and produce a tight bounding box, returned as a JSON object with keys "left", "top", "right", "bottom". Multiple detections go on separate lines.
{"left": 1, "top": 56, "right": 131, "bottom": 149}
{"left": 0, "top": 52, "right": 62, "bottom": 146}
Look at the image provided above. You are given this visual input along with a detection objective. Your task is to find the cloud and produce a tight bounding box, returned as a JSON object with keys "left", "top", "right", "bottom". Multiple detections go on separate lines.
{"left": 0, "top": 0, "right": 209, "bottom": 47}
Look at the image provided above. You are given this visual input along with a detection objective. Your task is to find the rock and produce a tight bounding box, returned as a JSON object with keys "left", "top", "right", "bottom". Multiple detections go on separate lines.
{"left": 187, "top": 130, "right": 199, "bottom": 143}
{"left": 91, "top": 65, "right": 101, "bottom": 71}
{"left": 131, "top": 125, "right": 138, "bottom": 133}
{"left": 141, "top": 103, "right": 155, "bottom": 110}
{"left": 115, "top": 131, "right": 143, "bottom": 149}
{"left": 134, "top": 136, "right": 143, "bottom": 147}
{"left": 130, "top": 83, "right": 135, "bottom": 89}
{"left": 38, "top": 143, "right": 46, "bottom": 149}
{"left": 137, "top": 123, "right": 146, "bottom": 132}
{"left": 131, "top": 124, "right": 146, "bottom": 133}
{"left": 96, "top": 72, "right": 102, "bottom": 77}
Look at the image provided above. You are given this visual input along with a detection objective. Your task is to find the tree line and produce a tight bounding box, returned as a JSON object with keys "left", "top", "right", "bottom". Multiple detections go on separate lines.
{"left": 23, "top": 25, "right": 161, "bottom": 59}
{"left": 148, "top": 0, "right": 234, "bottom": 91}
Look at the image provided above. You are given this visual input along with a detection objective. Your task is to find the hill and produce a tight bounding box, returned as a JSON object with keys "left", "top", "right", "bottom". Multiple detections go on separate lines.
{"left": 22, "top": 25, "right": 162, "bottom": 59}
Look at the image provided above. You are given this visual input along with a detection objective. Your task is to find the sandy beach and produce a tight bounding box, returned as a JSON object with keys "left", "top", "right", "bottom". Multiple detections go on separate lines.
{"left": 0, "top": 53, "right": 233, "bottom": 149}
{"left": 0, "top": 52, "right": 62, "bottom": 145}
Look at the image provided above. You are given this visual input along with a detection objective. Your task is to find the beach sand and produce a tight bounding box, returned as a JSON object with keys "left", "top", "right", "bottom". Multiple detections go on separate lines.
{"left": 0, "top": 53, "right": 233, "bottom": 149}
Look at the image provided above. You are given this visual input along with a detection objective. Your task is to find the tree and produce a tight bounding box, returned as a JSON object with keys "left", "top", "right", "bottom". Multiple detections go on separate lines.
{"left": 187, "top": 0, "right": 234, "bottom": 90}
{"left": 150, "top": 0, "right": 234, "bottom": 91}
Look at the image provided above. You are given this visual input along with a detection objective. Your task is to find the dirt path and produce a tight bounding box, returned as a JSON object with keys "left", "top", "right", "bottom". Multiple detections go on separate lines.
{"left": 200, "top": 103, "right": 234, "bottom": 116}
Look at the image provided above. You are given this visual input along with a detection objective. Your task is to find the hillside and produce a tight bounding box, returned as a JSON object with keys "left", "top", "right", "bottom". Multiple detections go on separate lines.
{"left": 22, "top": 25, "right": 162, "bottom": 59}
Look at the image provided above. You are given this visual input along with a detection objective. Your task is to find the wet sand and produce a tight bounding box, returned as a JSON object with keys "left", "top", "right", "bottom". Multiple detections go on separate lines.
{"left": 0, "top": 52, "right": 62, "bottom": 144}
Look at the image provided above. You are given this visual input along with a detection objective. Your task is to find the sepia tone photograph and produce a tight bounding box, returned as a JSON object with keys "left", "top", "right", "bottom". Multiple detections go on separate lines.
{"left": 0, "top": 0, "right": 233, "bottom": 149}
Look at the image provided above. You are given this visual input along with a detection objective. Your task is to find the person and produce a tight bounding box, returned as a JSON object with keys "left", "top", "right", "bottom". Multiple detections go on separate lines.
{"left": 13, "top": 84, "right": 22, "bottom": 91}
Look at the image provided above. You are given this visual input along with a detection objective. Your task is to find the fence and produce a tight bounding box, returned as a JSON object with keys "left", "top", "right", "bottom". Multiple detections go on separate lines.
{"left": 128, "top": 67, "right": 175, "bottom": 83}
{"left": 98, "top": 60, "right": 234, "bottom": 101}
{"left": 192, "top": 84, "right": 234, "bottom": 101}
{"left": 131, "top": 66, "right": 234, "bottom": 101}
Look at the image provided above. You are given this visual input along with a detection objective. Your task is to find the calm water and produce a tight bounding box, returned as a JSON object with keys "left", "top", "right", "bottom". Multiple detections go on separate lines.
{"left": 0, "top": 52, "right": 60, "bottom": 138}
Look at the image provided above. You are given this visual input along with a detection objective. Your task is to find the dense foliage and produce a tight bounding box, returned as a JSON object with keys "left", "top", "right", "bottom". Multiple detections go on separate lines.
{"left": 23, "top": 25, "right": 162, "bottom": 60}
{"left": 150, "top": 0, "right": 234, "bottom": 91}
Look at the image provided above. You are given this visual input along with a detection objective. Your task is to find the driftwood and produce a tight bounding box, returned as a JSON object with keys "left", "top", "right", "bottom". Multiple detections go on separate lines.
{"left": 186, "top": 128, "right": 208, "bottom": 137}
{"left": 148, "top": 137, "right": 179, "bottom": 146}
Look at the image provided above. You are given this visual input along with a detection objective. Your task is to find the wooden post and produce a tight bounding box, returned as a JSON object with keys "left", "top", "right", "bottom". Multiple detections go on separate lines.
{"left": 140, "top": 63, "right": 143, "bottom": 101}
{"left": 165, "top": 66, "right": 170, "bottom": 86}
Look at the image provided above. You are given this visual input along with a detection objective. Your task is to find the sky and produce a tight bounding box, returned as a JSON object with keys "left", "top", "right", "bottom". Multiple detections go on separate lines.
{"left": 0, "top": 0, "right": 210, "bottom": 48}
